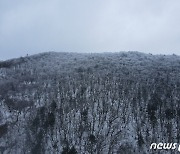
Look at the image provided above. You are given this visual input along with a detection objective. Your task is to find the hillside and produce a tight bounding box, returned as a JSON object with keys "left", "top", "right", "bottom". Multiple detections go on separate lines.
{"left": 0, "top": 52, "right": 180, "bottom": 154}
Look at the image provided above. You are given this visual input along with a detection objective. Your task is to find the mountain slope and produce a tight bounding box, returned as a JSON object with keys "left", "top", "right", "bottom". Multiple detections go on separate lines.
{"left": 0, "top": 52, "right": 180, "bottom": 154}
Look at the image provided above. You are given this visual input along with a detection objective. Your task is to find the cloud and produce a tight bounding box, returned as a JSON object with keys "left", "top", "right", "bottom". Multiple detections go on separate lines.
{"left": 0, "top": 0, "right": 180, "bottom": 60}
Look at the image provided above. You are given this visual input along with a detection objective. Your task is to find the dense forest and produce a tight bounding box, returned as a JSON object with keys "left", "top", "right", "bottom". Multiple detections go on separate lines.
{"left": 0, "top": 52, "right": 180, "bottom": 154}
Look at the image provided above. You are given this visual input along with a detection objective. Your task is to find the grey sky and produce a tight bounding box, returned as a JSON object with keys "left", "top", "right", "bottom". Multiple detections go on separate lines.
{"left": 0, "top": 0, "right": 180, "bottom": 60}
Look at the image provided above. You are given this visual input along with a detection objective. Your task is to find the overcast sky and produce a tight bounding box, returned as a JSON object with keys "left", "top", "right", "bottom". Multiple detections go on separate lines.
{"left": 0, "top": 0, "right": 180, "bottom": 60}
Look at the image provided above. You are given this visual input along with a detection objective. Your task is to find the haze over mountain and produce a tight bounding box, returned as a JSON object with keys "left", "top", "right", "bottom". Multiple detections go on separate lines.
{"left": 0, "top": 52, "right": 180, "bottom": 153}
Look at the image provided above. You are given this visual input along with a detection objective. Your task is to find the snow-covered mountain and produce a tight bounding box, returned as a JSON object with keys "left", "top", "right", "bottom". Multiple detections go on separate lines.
{"left": 0, "top": 52, "right": 180, "bottom": 154}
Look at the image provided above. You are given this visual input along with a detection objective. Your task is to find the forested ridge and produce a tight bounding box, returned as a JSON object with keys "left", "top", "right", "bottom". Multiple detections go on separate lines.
{"left": 0, "top": 51, "right": 180, "bottom": 154}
